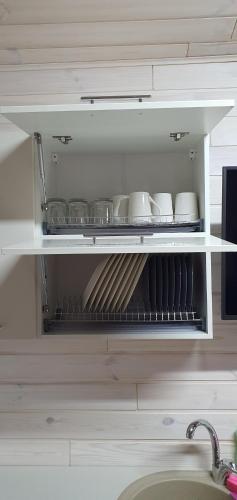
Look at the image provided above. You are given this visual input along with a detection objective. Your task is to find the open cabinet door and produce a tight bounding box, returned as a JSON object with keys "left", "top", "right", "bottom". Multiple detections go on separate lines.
{"left": 0, "top": 99, "right": 234, "bottom": 153}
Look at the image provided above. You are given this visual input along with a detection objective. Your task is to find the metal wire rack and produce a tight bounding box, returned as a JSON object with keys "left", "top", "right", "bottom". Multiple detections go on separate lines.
{"left": 45, "top": 215, "right": 202, "bottom": 235}
{"left": 44, "top": 305, "right": 203, "bottom": 333}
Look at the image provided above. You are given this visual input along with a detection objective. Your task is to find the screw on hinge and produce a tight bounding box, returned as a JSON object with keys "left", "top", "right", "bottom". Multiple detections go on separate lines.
{"left": 51, "top": 153, "right": 59, "bottom": 164}
{"left": 189, "top": 150, "right": 197, "bottom": 161}
{"left": 52, "top": 135, "right": 73, "bottom": 145}
{"left": 170, "top": 132, "right": 189, "bottom": 142}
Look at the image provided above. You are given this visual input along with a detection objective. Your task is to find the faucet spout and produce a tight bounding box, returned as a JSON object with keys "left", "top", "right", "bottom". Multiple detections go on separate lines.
{"left": 186, "top": 419, "right": 221, "bottom": 469}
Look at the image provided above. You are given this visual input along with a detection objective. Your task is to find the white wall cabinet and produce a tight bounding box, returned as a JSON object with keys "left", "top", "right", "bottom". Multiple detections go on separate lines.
{"left": 0, "top": 99, "right": 236, "bottom": 340}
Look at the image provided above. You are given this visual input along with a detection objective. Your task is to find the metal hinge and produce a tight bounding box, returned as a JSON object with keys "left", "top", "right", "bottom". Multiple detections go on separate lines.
{"left": 170, "top": 132, "right": 189, "bottom": 142}
{"left": 52, "top": 135, "right": 72, "bottom": 145}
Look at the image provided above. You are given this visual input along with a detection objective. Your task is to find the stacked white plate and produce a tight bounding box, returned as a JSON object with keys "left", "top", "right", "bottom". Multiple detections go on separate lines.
{"left": 82, "top": 253, "right": 148, "bottom": 313}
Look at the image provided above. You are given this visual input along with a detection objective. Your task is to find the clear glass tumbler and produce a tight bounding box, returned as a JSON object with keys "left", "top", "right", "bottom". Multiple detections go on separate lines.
{"left": 91, "top": 198, "right": 113, "bottom": 225}
{"left": 46, "top": 198, "right": 67, "bottom": 225}
{"left": 68, "top": 199, "right": 89, "bottom": 225}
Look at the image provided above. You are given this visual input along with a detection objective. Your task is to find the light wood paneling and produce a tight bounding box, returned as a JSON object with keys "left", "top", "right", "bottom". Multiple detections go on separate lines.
{"left": 0, "top": 411, "right": 236, "bottom": 439}
{"left": 0, "top": 439, "right": 69, "bottom": 465}
{"left": 211, "top": 117, "right": 237, "bottom": 146}
{"left": 0, "top": 1, "right": 236, "bottom": 24}
{"left": 154, "top": 62, "right": 237, "bottom": 90}
{"left": 210, "top": 146, "right": 237, "bottom": 174}
{"left": 211, "top": 205, "right": 222, "bottom": 225}
{"left": 210, "top": 176, "right": 222, "bottom": 205}
{"left": 0, "top": 45, "right": 188, "bottom": 65}
{"left": 0, "top": 337, "right": 108, "bottom": 354}
{"left": 0, "top": 354, "right": 235, "bottom": 383}
{"left": 0, "top": 384, "right": 137, "bottom": 410}
{"left": 0, "top": 66, "right": 152, "bottom": 95}
{"left": 138, "top": 382, "right": 237, "bottom": 410}
{"left": 189, "top": 42, "right": 237, "bottom": 57}
{"left": 70, "top": 440, "right": 234, "bottom": 466}
{"left": 0, "top": 19, "right": 235, "bottom": 51}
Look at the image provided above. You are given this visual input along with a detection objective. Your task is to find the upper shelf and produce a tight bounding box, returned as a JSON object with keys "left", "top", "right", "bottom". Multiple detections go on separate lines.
{"left": 0, "top": 99, "right": 234, "bottom": 153}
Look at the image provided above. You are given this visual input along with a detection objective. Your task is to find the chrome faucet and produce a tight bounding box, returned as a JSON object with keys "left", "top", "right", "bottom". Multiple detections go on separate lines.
{"left": 186, "top": 419, "right": 237, "bottom": 485}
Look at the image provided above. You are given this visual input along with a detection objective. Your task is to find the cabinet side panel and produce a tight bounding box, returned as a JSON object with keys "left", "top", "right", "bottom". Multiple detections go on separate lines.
{"left": 192, "top": 135, "right": 210, "bottom": 234}
{"left": 0, "top": 123, "right": 36, "bottom": 338}
{"left": 206, "top": 252, "right": 213, "bottom": 338}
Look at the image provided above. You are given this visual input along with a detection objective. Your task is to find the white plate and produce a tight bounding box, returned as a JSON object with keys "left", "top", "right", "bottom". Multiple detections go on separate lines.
{"left": 82, "top": 254, "right": 111, "bottom": 311}
{"left": 105, "top": 253, "right": 135, "bottom": 312}
{"left": 120, "top": 254, "right": 148, "bottom": 313}
{"left": 113, "top": 254, "right": 141, "bottom": 312}
{"left": 86, "top": 254, "right": 117, "bottom": 312}
{"left": 94, "top": 254, "right": 126, "bottom": 312}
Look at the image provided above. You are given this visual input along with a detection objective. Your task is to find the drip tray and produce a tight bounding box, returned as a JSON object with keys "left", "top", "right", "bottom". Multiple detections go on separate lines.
{"left": 44, "top": 219, "right": 203, "bottom": 236}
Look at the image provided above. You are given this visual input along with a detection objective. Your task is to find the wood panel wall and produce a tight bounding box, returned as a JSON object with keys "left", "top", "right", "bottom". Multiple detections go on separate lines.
{"left": 0, "top": 57, "right": 237, "bottom": 468}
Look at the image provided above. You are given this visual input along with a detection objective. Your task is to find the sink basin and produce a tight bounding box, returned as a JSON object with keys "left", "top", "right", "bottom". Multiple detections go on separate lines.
{"left": 118, "top": 471, "right": 230, "bottom": 500}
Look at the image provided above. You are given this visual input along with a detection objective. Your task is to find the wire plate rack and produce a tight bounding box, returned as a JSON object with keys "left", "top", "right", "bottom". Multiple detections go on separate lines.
{"left": 45, "top": 215, "right": 202, "bottom": 236}
{"left": 44, "top": 309, "right": 203, "bottom": 333}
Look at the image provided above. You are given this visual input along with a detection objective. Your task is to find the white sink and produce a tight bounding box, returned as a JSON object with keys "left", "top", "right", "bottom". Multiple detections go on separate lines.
{"left": 118, "top": 471, "right": 230, "bottom": 500}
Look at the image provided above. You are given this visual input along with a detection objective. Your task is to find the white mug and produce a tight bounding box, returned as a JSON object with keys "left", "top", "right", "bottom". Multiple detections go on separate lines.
{"left": 152, "top": 193, "right": 173, "bottom": 223}
{"left": 175, "top": 192, "right": 199, "bottom": 222}
{"left": 128, "top": 192, "right": 160, "bottom": 224}
{"left": 112, "top": 195, "right": 129, "bottom": 223}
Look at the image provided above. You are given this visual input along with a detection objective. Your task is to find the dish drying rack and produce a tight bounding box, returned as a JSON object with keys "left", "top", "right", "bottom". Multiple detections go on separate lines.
{"left": 43, "top": 297, "right": 203, "bottom": 333}
{"left": 44, "top": 215, "right": 203, "bottom": 236}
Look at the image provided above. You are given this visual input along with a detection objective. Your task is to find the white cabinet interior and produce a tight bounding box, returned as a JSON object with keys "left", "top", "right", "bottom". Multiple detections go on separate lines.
{"left": 0, "top": 99, "right": 236, "bottom": 339}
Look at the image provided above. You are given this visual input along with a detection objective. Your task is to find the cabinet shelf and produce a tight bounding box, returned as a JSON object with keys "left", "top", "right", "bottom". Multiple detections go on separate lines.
{"left": 2, "top": 235, "right": 237, "bottom": 255}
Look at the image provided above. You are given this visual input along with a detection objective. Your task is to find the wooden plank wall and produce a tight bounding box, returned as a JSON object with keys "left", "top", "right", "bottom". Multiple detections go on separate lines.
{"left": 0, "top": 58, "right": 237, "bottom": 468}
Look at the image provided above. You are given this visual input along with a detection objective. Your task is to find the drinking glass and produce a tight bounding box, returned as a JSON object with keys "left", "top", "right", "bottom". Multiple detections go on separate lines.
{"left": 91, "top": 198, "right": 113, "bottom": 225}
{"left": 68, "top": 199, "right": 89, "bottom": 224}
{"left": 46, "top": 198, "right": 67, "bottom": 225}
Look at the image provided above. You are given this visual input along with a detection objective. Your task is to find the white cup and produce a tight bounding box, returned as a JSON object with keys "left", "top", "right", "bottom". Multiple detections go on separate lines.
{"left": 112, "top": 195, "right": 129, "bottom": 223}
{"left": 175, "top": 192, "right": 199, "bottom": 222}
{"left": 152, "top": 193, "right": 173, "bottom": 223}
{"left": 128, "top": 192, "right": 160, "bottom": 224}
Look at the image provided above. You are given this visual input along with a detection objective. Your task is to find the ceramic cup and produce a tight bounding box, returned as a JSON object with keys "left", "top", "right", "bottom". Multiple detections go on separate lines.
{"left": 152, "top": 193, "right": 173, "bottom": 223}
{"left": 128, "top": 191, "right": 161, "bottom": 224}
{"left": 113, "top": 195, "right": 129, "bottom": 223}
{"left": 175, "top": 192, "right": 199, "bottom": 222}
{"left": 113, "top": 191, "right": 160, "bottom": 224}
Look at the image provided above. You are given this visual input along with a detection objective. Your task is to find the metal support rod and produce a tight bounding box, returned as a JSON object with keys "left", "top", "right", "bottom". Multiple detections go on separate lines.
{"left": 34, "top": 132, "right": 47, "bottom": 209}
{"left": 40, "top": 256, "right": 49, "bottom": 313}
